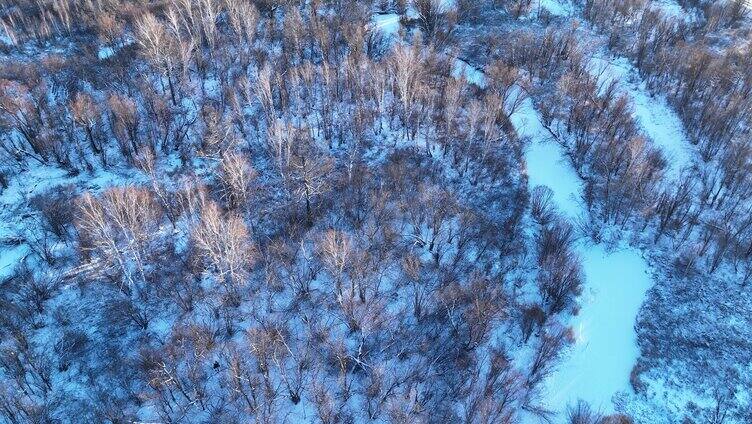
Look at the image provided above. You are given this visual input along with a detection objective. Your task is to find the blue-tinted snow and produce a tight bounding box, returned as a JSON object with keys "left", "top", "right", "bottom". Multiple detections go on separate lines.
{"left": 536, "top": 0, "right": 573, "bottom": 17}
{"left": 452, "top": 58, "right": 486, "bottom": 88}
{"left": 0, "top": 163, "right": 148, "bottom": 280}
{"left": 372, "top": 13, "right": 401, "bottom": 37}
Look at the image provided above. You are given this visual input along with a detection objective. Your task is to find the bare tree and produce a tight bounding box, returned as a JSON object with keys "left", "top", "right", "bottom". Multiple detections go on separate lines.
{"left": 317, "top": 229, "right": 353, "bottom": 297}
{"left": 76, "top": 187, "right": 163, "bottom": 293}
{"left": 289, "top": 152, "right": 334, "bottom": 226}
{"left": 524, "top": 324, "right": 571, "bottom": 405}
{"left": 191, "top": 200, "right": 255, "bottom": 297}
{"left": 536, "top": 219, "right": 583, "bottom": 314}
{"left": 107, "top": 93, "right": 141, "bottom": 162}
{"left": 567, "top": 400, "right": 604, "bottom": 424}
{"left": 389, "top": 43, "right": 425, "bottom": 138}
{"left": 0, "top": 79, "right": 48, "bottom": 164}
{"left": 137, "top": 13, "right": 180, "bottom": 105}
{"left": 70, "top": 92, "right": 106, "bottom": 164}
{"left": 412, "top": 0, "right": 457, "bottom": 46}
{"left": 217, "top": 151, "right": 258, "bottom": 211}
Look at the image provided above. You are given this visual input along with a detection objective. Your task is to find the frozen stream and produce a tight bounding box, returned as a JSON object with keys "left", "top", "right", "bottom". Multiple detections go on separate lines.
{"left": 589, "top": 56, "right": 693, "bottom": 179}
{"left": 379, "top": 18, "right": 660, "bottom": 416}
{"left": 514, "top": 98, "right": 653, "bottom": 417}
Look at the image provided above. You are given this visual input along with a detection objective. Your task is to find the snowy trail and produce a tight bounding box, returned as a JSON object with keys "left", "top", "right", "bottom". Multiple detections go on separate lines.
{"left": 514, "top": 98, "right": 652, "bottom": 417}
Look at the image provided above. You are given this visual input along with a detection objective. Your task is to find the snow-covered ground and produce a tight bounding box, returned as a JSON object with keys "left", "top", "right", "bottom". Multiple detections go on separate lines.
{"left": 0, "top": 166, "right": 69, "bottom": 279}
{"left": 514, "top": 97, "right": 653, "bottom": 417}
{"left": 372, "top": 13, "right": 401, "bottom": 37}
{"left": 653, "top": 0, "right": 691, "bottom": 20}
{"left": 0, "top": 244, "right": 27, "bottom": 279}
{"left": 97, "top": 37, "right": 134, "bottom": 60}
{"left": 452, "top": 58, "right": 486, "bottom": 87}
{"left": 0, "top": 164, "right": 147, "bottom": 280}
{"left": 590, "top": 56, "right": 693, "bottom": 179}
{"left": 536, "top": 0, "right": 573, "bottom": 17}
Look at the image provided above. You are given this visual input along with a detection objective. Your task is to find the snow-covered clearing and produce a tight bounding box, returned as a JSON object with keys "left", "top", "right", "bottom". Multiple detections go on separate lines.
{"left": 97, "top": 45, "right": 116, "bottom": 60}
{"left": 0, "top": 164, "right": 148, "bottom": 280}
{"left": 652, "top": 0, "right": 689, "bottom": 20}
{"left": 372, "top": 13, "right": 401, "bottom": 37}
{"left": 536, "top": 0, "right": 573, "bottom": 17}
{"left": 0, "top": 166, "right": 70, "bottom": 279}
{"left": 590, "top": 56, "right": 693, "bottom": 179}
{"left": 514, "top": 97, "right": 653, "bottom": 416}
{"left": 0, "top": 244, "right": 27, "bottom": 279}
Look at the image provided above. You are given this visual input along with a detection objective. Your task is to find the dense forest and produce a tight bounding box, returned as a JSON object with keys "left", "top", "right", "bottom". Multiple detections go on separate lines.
{"left": 0, "top": 0, "right": 750, "bottom": 422}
